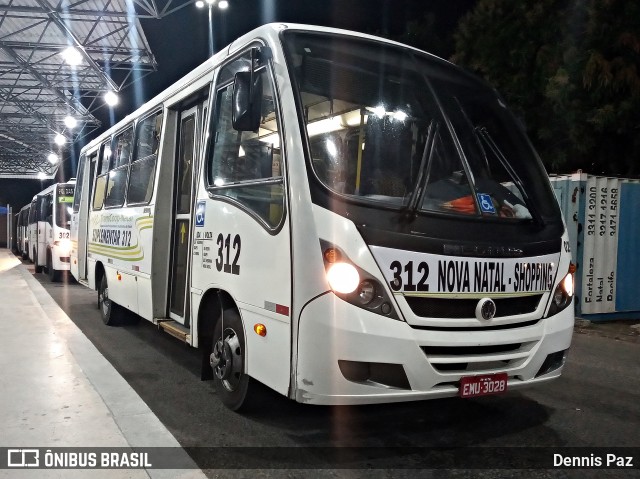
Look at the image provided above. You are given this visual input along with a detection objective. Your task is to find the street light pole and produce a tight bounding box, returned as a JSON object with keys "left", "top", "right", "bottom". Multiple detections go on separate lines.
{"left": 208, "top": 3, "right": 213, "bottom": 57}
{"left": 196, "top": 0, "right": 229, "bottom": 57}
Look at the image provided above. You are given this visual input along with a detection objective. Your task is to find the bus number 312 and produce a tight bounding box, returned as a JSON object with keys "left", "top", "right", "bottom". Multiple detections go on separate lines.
{"left": 389, "top": 260, "right": 430, "bottom": 292}
{"left": 216, "top": 233, "right": 241, "bottom": 275}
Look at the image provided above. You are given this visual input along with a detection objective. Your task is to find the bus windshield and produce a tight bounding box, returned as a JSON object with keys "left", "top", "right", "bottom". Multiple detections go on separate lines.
{"left": 56, "top": 184, "right": 75, "bottom": 228}
{"left": 282, "top": 31, "right": 558, "bottom": 221}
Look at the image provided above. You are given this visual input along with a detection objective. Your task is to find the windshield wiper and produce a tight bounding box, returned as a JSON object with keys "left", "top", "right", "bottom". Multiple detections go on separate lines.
{"left": 476, "top": 127, "right": 545, "bottom": 227}
{"left": 403, "top": 121, "right": 438, "bottom": 221}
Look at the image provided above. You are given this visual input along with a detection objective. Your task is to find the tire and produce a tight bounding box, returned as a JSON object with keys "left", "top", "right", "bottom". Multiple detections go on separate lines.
{"left": 98, "top": 274, "right": 120, "bottom": 326}
{"left": 47, "top": 251, "right": 60, "bottom": 282}
{"left": 34, "top": 249, "right": 43, "bottom": 273}
{"left": 210, "top": 308, "right": 256, "bottom": 411}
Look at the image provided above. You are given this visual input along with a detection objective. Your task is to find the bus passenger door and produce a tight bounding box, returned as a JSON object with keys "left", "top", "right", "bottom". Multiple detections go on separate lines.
{"left": 168, "top": 105, "right": 201, "bottom": 325}
{"left": 37, "top": 194, "right": 51, "bottom": 267}
{"left": 78, "top": 154, "right": 96, "bottom": 281}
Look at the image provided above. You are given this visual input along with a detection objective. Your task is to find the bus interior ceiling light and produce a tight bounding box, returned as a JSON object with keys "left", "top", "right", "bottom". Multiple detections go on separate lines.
{"left": 61, "top": 46, "right": 83, "bottom": 66}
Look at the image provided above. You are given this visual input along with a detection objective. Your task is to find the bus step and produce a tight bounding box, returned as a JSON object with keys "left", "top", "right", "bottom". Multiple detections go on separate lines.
{"left": 158, "top": 320, "right": 191, "bottom": 343}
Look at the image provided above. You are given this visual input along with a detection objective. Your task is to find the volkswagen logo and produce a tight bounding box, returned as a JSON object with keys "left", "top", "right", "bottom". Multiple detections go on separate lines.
{"left": 476, "top": 298, "right": 496, "bottom": 320}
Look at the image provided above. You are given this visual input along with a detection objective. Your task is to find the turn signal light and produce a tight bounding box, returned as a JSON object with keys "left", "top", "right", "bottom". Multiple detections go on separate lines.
{"left": 116, "top": 272, "right": 122, "bottom": 281}
{"left": 323, "top": 248, "right": 342, "bottom": 263}
{"left": 254, "top": 323, "right": 267, "bottom": 337}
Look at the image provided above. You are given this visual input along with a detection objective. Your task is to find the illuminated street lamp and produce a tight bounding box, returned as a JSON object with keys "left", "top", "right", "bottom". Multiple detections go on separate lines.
{"left": 64, "top": 115, "right": 77, "bottom": 129}
{"left": 104, "top": 91, "right": 119, "bottom": 107}
{"left": 54, "top": 133, "right": 66, "bottom": 146}
{"left": 61, "top": 46, "right": 82, "bottom": 66}
{"left": 195, "top": 0, "right": 229, "bottom": 57}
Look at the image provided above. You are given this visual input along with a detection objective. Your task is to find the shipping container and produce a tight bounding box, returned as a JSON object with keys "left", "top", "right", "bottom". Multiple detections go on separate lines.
{"left": 550, "top": 173, "right": 640, "bottom": 320}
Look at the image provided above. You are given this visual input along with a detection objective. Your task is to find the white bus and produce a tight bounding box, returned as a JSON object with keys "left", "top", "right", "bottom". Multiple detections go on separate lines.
{"left": 27, "top": 181, "right": 75, "bottom": 281}
{"left": 71, "top": 24, "right": 574, "bottom": 410}
{"left": 16, "top": 204, "right": 30, "bottom": 259}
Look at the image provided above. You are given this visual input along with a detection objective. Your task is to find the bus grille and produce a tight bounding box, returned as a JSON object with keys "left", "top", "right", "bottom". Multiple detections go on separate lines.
{"left": 405, "top": 294, "right": 542, "bottom": 319}
{"left": 421, "top": 342, "right": 537, "bottom": 374}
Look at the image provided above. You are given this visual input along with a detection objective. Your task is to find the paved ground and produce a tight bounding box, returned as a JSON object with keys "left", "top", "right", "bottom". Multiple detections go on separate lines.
{"left": 573, "top": 318, "right": 640, "bottom": 344}
{"left": 21, "top": 258, "right": 640, "bottom": 478}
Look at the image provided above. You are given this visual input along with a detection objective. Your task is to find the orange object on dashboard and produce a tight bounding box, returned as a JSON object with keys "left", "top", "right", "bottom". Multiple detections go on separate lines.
{"left": 443, "top": 195, "right": 476, "bottom": 214}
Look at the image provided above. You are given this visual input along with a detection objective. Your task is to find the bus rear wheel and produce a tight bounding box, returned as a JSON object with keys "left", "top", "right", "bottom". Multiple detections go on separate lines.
{"left": 98, "top": 274, "right": 120, "bottom": 326}
{"left": 210, "top": 308, "right": 255, "bottom": 411}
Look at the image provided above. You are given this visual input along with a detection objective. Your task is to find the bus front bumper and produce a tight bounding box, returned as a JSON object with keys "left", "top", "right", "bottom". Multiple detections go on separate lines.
{"left": 295, "top": 292, "right": 573, "bottom": 405}
{"left": 51, "top": 247, "right": 71, "bottom": 271}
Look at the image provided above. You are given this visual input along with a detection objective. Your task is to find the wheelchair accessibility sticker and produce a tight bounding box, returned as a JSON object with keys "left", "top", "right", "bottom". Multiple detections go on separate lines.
{"left": 477, "top": 193, "right": 496, "bottom": 214}
{"left": 195, "top": 201, "right": 206, "bottom": 227}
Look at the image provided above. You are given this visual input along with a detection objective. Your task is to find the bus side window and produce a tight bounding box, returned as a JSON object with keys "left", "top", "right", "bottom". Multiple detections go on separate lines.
{"left": 105, "top": 126, "right": 133, "bottom": 208}
{"left": 127, "top": 111, "right": 163, "bottom": 204}
{"left": 45, "top": 194, "right": 53, "bottom": 225}
{"left": 209, "top": 61, "right": 285, "bottom": 229}
{"left": 38, "top": 195, "right": 48, "bottom": 222}
{"left": 29, "top": 200, "right": 37, "bottom": 224}
{"left": 73, "top": 155, "right": 86, "bottom": 213}
{"left": 93, "top": 141, "right": 112, "bottom": 210}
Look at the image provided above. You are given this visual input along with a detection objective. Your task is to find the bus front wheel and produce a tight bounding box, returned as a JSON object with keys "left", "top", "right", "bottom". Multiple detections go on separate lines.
{"left": 47, "top": 251, "right": 60, "bottom": 282}
{"left": 34, "top": 249, "right": 43, "bottom": 273}
{"left": 210, "top": 308, "right": 255, "bottom": 411}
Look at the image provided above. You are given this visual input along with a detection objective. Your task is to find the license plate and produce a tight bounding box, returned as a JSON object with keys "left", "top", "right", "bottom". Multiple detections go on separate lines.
{"left": 459, "top": 373, "right": 508, "bottom": 398}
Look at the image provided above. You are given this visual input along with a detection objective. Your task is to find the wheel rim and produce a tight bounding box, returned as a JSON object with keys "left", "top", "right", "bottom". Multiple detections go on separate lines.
{"left": 213, "top": 328, "right": 243, "bottom": 392}
{"left": 100, "top": 282, "right": 110, "bottom": 315}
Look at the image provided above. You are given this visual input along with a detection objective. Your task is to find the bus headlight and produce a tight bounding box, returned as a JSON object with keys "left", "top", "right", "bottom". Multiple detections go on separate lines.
{"left": 54, "top": 238, "right": 72, "bottom": 255}
{"left": 546, "top": 271, "right": 573, "bottom": 317}
{"left": 326, "top": 262, "right": 360, "bottom": 294}
{"left": 562, "top": 272, "right": 574, "bottom": 298}
{"left": 321, "top": 240, "right": 401, "bottom": 320}
{"left": 357, "top": 281, "right": 376, "bottom": 305}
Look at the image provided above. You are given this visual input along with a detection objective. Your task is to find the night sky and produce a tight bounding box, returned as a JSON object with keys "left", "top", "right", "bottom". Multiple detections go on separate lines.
{"left": 0, "top": 0, "right": 475, "bottom": 208}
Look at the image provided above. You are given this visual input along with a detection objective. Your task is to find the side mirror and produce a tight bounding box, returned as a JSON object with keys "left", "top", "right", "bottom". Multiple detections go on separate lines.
{"left": 232, "top": 71, "right": 263, "bottom": 132}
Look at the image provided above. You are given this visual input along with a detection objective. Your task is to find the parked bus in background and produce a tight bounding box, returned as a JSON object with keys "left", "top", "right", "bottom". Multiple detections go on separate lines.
{"left": 27, "top": 180, "right": 76, "bottom": 281}
{"left": 71, "top": 24, "right": 574, "bottom": 411}
{"left": 27, "top": 194, "right": 41, "bottom": 268}
{"left": 16, "top": 204, "right": 30, "bottom": 259}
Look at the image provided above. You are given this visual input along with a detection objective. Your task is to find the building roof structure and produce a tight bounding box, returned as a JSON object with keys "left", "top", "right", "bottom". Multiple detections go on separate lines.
{"left": 0, "top": 0, "right": 188, "bottom": 179}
